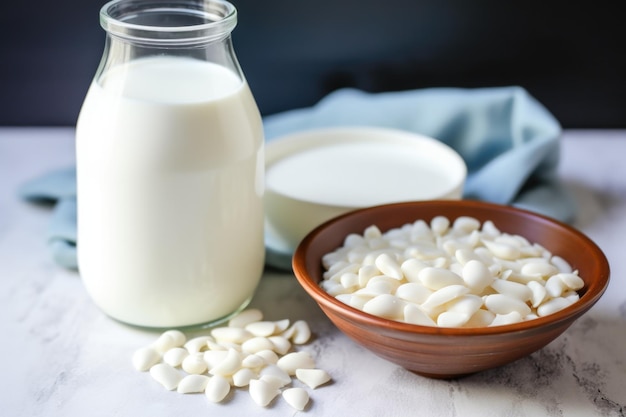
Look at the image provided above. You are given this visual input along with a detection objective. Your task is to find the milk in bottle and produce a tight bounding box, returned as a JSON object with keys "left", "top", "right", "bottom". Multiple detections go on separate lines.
{"left": 75, "top": 0, "right": 265, "bottom": 329}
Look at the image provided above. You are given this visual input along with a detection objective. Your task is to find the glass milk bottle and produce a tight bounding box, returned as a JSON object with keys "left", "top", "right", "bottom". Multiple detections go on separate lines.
{"left": 76, "top": 0, "right": 265, "bottom": 329}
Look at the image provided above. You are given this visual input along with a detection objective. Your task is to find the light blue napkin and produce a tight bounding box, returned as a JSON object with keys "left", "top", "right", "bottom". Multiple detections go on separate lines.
{"left": 19, "top": 85, "right": 575, "bottom": 271}
{"left": 19, "top": 167, "right": 78, "bottom": 268}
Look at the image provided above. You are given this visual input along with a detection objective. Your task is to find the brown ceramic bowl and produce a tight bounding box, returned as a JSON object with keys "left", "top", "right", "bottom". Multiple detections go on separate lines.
{"left": 292, "top": 200, "right": 610, "bottom": 379}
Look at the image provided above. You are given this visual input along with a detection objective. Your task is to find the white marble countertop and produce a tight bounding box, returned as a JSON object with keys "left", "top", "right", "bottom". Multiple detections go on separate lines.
{"left": 1, "top": 127, "right": 625, "bottom": 417}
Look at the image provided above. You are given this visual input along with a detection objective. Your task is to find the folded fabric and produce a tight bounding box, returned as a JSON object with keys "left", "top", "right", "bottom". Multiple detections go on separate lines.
{"left": 19, "top": 167, "right": 78, "bottom": 269}
{"left": 19, "top": 85, "right": 575, "bottom": 271}
{"left": 264, "top": 86, "right": 573, "bottom": 217}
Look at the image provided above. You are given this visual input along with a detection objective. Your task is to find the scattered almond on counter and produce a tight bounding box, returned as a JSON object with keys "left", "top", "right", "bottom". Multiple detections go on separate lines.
{"left": 132, "top": 309, "right": 331, "bottom": 411}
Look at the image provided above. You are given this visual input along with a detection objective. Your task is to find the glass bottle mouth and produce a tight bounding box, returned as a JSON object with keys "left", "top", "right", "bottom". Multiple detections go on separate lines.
{"left": 100, "top": 0, "right": 237, "bottom": 45}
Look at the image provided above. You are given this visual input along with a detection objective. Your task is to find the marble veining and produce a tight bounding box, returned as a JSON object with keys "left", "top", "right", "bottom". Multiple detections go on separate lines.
{"left": 1, "top": 128, "right": 625, "bottom": 417}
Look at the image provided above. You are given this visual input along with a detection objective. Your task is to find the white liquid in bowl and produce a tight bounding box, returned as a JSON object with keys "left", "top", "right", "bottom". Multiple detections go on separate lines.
{"left": 264, "top": 129, "right": 466, "bottom": 249}
{"left": 266, "top": 142, "right": 458, "bottom": 207}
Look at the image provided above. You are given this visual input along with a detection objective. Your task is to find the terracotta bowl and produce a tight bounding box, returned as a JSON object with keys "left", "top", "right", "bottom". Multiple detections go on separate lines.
{"left": 292, "top": 200, "right": 610, "bottom": 379}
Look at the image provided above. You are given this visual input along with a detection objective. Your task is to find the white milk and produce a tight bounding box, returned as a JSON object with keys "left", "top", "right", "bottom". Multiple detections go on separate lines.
{"left": 266, "top": 142, "right": 457, "bottom": 206}
{"left": 264, "top": 136, "right": 466, "bottom": 249}
{"left": 76, "top": 56, "right": 265, "bottom": 328}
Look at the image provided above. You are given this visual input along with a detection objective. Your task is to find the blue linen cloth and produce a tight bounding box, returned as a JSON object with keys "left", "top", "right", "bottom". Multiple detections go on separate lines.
{"left": 18, "top": 86, "right": 575, "bottom": 271}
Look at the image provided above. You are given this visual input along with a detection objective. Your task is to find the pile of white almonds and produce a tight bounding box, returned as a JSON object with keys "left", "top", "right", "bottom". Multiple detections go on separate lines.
{"left": 320, "top": 216, "right": 585, "bottom": 328}
{"left": 132, "top": 309, "right": 331, "bottom": 411}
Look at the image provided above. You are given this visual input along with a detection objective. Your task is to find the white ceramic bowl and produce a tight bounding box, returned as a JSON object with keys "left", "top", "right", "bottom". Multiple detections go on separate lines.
{"left": 264, "top": 126, "right": 467, "bottom": 252}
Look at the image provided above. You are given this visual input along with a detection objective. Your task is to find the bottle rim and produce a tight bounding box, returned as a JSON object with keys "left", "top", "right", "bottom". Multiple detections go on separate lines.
{"left": 100, "top": 0, "right": 237, "bottom": 45}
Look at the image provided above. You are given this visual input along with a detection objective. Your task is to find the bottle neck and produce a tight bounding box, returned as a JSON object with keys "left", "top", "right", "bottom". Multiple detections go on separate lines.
{"left": 95, "top": 0, "right": 243, "bottom": 82}
{"left": 100, "top": 0, "right": 237, "bottom": 46}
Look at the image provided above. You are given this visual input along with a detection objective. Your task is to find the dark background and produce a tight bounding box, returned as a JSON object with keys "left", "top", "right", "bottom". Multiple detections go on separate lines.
{"left": 1, "top": 0, "right": 624, "bottom": 128}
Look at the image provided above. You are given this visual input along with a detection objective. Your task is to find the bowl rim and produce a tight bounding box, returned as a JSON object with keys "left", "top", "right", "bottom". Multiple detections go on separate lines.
{"left": 265, "top": 126, "right": 468, "bottom": 209}
{"left": 292, "top": 200, "right": 611, "bottom": 337}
